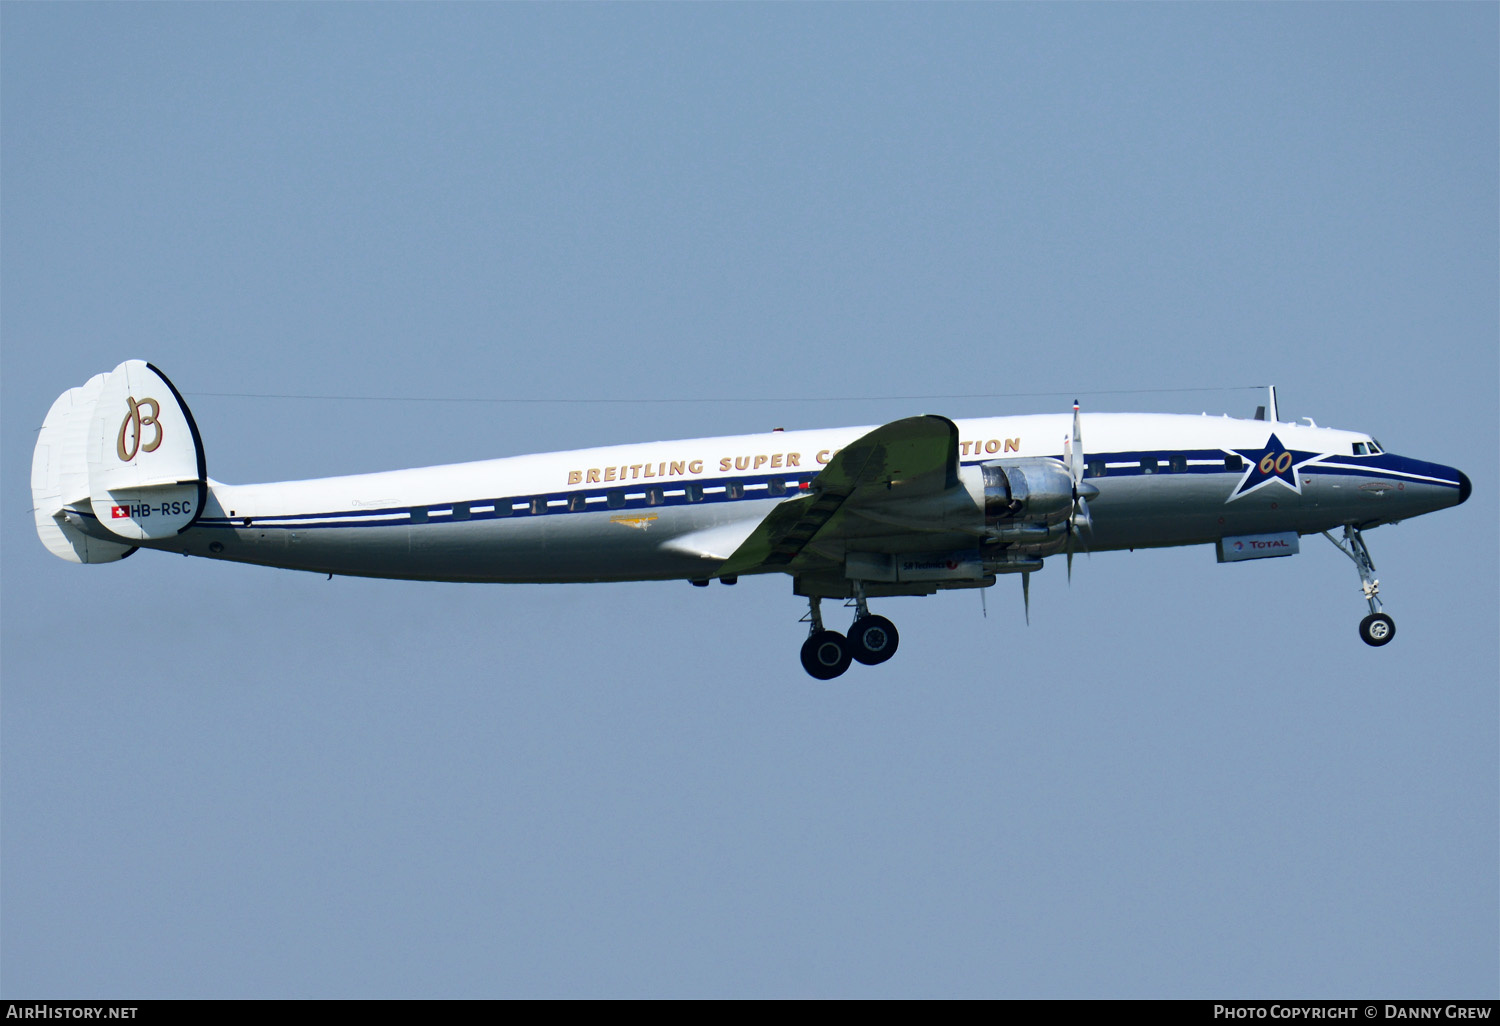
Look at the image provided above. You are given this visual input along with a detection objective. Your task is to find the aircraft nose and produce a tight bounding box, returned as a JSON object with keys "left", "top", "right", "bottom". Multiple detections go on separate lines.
{"left": 1458, "top": 470, "right": 1471, "bottom": 505}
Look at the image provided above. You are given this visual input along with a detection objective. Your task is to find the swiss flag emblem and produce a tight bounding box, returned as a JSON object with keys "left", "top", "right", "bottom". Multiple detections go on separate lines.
{"left": 111, "top": 505, "right": 130, "bottom": 519}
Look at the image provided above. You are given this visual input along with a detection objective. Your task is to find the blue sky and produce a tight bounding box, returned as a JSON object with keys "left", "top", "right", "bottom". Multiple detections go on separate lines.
{"left": 3, "top": 4, "right": 1495, "bottom": 998}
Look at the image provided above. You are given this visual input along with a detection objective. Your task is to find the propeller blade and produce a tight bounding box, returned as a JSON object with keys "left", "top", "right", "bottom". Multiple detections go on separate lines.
{"left": 1066, "top": 399, "right": 1087, "bottom": 583}
{"left": 1074, "top": 496, "right": 1093, "bottom": 543}
{"left": 1069, "top": 400, "right": 1084, "bottom": 486}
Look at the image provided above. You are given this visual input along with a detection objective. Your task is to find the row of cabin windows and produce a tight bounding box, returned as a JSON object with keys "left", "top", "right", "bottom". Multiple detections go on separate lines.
{"left": 409, "top": 450, "right": 1344, "bottom": 518}
{"left": 1086, "top": 454, "right": 1246, "bottom": 478}
{"left": 406, "top": 447, "right": 1364, "bottom": 518}
{"left": 406, "top": 447, "right": 1382, "bottom": 520}
{"left": 408, "top": 477, "right": 799, "bottom": 521}
{"left": 1085, "top": 442, "right": 1383, "bottom": 477}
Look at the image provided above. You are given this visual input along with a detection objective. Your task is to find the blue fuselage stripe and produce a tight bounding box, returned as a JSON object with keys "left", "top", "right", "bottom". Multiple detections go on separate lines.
{"left": 184, "top": 450, "right": 1462, "bottom": 531}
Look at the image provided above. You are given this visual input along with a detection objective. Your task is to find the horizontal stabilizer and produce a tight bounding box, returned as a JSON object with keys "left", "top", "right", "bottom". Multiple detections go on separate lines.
{"left": 34, "top": 360, "right": 208, "bottom": 559}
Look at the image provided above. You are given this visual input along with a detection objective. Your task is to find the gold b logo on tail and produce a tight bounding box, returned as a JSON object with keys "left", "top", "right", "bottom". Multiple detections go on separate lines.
{"left": 116, "top": 396, "right": 162, "bottom": 461}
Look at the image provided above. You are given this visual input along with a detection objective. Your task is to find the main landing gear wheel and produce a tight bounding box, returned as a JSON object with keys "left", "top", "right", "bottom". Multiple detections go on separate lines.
{"left": 801, "top": 631, "right": 852, "bottom": 680}
{"left": 848, "top": 615, "right": 899, "bottom": 666}
{"left": 1359, "top": 612, "right": 1396, "bottom": 647}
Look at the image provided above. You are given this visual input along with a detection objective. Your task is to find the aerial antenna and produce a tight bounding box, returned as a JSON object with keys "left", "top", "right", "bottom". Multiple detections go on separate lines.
{"left": 1267, "top": 385, "right": 1279, "bottom": 424}
{"left": 189, "top": 384, "right": 1271, "bottom": 408}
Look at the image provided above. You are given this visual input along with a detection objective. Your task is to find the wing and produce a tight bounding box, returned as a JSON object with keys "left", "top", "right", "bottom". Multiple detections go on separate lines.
{"left": 715, "top": 415, "right": 963, "bottom": 577}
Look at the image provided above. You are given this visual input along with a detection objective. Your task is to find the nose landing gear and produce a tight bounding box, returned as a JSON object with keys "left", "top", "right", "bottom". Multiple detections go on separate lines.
{"left": 1323, "top": 525, "right": 1396, "bottom": 647}
{"left": 797, "top": 584, "right": 902, "bottom": 679}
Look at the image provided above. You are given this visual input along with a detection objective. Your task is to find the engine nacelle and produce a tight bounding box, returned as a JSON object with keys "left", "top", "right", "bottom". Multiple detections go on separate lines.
{"left": 981, "top": 457, "right": 1075, "bottom": 554}
{"left": 982, "top": 457, "right": 1074, "bottom": 521}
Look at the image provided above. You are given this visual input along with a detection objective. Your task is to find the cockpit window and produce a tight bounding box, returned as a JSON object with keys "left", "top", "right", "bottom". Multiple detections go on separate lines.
{"left": 1352, "top": 442, "right": 1368, "bottom": 456}
{"left": 1369, "top": 440, "right": 1383, "bottom": 454}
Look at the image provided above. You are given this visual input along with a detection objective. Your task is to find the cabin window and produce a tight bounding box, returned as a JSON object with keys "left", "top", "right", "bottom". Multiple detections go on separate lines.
{"left": 493, "top": 500, "right": 513, "bottom": 518}
{"left": 451, "top": 503, "right": 470, "bottom": 521}
{"left": 1352, "top": 442, "right": 1368, "bottom": 456}
{"left": 410, "top": 507, "right": 428, "bottom": 523}
{"left": 568, "top": 494, "right": 587, "bottom": 512}
{"left": 646, "top": 487, "right": 665, "bottom": 506}
{"left": 1140, "top": 457, "right": 1158, "bottom": 475}
{"left": 606, "top": 490, "right": 626, "bottom": 509}
{"left": 1224, "top": 454, "right": 1244, "bottom": 471}
{"left": 1086, "top": 460, "right": 1105, "bottom": 478}
{"left": 768, "top": 477, "right": 787, "bottom": 497}
{"left": 1170, "top": 455, "right": 1187, "bottom": 474}
{"left": 686, "top": 483, "right": 704, "bottom": 503}
{"left": 530, "top": 498, "right": 547, "bottom": 516}
{"left": 727, "top": 480, "right": 745, "bottom": 500}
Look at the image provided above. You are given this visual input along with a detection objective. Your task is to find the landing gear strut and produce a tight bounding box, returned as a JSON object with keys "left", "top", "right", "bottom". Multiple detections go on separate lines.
{"left": 797, "top": 585, "right": 901, "bottom": 679}
{"left": 799, "top": 596, "right": 852, "bottom": 680}
{"left": 1322, "top": 525, "right": 1396, "bottom": 647}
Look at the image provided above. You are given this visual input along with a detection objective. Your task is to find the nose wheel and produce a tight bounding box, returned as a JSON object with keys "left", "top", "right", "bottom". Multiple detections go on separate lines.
{"left": 1324, "top": 525, "right": 1397, "bottom": 648}
{"left": 1358, "top": 612, "right": 1396, "bottom": 647}
{"left": 797, "top": 586, "right": 901, "bottom": 679}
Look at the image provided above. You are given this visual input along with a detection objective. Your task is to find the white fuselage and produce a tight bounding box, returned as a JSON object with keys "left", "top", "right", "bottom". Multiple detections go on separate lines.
{"left": 109, "top": 412, "right": 1466, "bottom": 585}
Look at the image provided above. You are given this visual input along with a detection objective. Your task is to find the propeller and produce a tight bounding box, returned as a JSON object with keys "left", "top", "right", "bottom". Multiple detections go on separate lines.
{"left": 1063, "top": 400, "right": 1097, "bottom": 581}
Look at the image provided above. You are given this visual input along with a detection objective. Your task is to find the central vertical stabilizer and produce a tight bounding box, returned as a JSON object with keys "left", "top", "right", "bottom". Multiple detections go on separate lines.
{"left": 84, "top": 361, "right": 208, "bottom": 541}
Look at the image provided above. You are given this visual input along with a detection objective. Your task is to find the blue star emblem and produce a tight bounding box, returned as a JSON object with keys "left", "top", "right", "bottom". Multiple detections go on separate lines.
{"left": 1226, "top": 433, "right": 1320, "bottom": 502}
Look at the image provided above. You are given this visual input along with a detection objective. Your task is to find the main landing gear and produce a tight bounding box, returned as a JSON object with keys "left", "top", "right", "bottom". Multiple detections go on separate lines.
{"left": 798, "top": 584, "right": 901, "bottom": 680}
{"left": 1322, "top": 525, "right": 1396, "bottom": 647}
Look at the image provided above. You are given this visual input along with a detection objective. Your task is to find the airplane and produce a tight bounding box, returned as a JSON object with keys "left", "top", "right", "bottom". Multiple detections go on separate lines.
{"left": 32, "top": 360, "right": 1471, "bottom": 679}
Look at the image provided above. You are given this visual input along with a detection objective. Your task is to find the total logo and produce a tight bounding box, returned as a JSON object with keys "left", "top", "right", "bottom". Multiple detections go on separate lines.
{"left": 1236, "top": 539, "right": 1290, "bottom": 552}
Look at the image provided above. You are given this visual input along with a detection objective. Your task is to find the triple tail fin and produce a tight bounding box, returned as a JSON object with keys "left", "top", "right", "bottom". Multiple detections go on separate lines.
{"left": 32, "top": 360, "right": 207, "bottom": 562}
